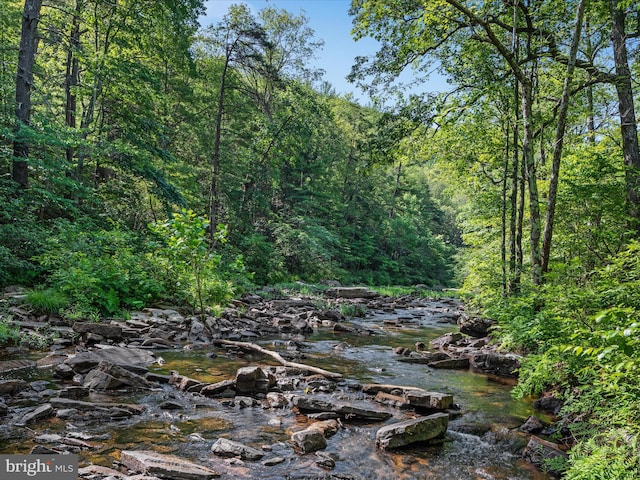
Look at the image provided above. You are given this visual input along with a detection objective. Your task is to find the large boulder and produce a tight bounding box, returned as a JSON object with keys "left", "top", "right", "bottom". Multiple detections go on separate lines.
{"left": 522, "top": 436, "right": 568, "bottom": 475}
{"left": 376, "top": 413, "right": 449, "bottom": 449}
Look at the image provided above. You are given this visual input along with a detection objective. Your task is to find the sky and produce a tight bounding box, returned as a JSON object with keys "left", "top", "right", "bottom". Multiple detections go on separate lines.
{"left": 200, "top": 0, "right": 447, "bottom": 104}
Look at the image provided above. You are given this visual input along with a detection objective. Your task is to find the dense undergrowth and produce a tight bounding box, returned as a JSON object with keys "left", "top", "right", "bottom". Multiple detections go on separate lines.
{"left": 473, "top": 241, "right": 640, "bottom": 479}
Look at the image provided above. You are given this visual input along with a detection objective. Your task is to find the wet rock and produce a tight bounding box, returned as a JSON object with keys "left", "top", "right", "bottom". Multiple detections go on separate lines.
{"left": 53, "top": 363, "right": 75, "bottom": 379}
{"left": 315, "top": 451, "right": 336, "bottom": 469}
{"left": 263, "top": 456, "right": 286, "bottom": 466}
{"left": 235, "top": 366, "right": 273, "bottom": 394}
{"left": 520, "top": 415, "right": 545, "bottom": 434}
{"left": 291, "top": 427, "right": 327, "bottom": 453}
{"left": 0, "top": 379, "right": 28, "bottom": 396}
{"left": 363, "top": 384, "right": 453, "bottom": 411}
{"left": 0, "top": 359, "right": 36, "bottom": 374}
{"left": 265, "top": 392, "right": 288, "bottom": 408}
{"left": 428, "top": 357, "right": 470, "bottom": 370}
{"left": 376, "top": 413, "right": 449, "bottom": 449}
{"left": 49, "top": 397, "right": 144, "bottom": 417}
{"left": 200, "top": 379, "right": 236, "bottom": 397}
{"left": 120, "top": 450, "right": 220, "bottom": 479}
{"left": 429, "top": 332, "right": 463, "bottom": 349}
{"left": 0, "top": 400, "right": 7, "bottom": 416}
{"left": 73, "top": 321, "right": 123, "bottom": 339}
{"left": 293, "top": 396, "right": 392, "bottom": 421}
{"left": 211, "top": 438, "right": 265, "bottom": 460}
{"left": 83, "top": 362, "right": 152, "bottom": 391}
{"left": 522, "top": 435, "right": 568, "bottom": 474}
{"left": 457, "top": 314, "right": 494, "bottom": 338}
{"left": 397, "top": 351, "right": 450, "bottom": 364}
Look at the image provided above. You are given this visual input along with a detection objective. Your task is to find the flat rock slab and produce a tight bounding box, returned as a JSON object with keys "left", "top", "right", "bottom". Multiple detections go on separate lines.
{"left": 364, "top": 384, "right": 453, "bottom": 411}
{"left": 293, "top": 396, "right": 392, "bottom": 421}
{"left": 376, "top": 412, "right": 449, "bottom": 449}
{"left": 325, "top": 287, "right": 378, "bottom": 299}
{"left": 120, "top": 450, "right": 220, "bottom": 479}
{"left": 0, "top": 359, "right": 36, "bottom": 374}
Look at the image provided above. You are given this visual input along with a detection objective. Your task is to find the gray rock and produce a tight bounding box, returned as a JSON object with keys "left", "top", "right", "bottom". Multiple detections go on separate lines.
{"left": 16, "top": 403, "right": 54, "bottom": 426}
{"left": 235, "top": 366, "right": 271, "bottom": 394}
{"left": 83, "top": 362, "right": 152, "bottom": 391}
{"left": 291, "top": 428, "right": 327, "bottom": 453}
{"left": 120, "top": 450, "right": 220, "bottom": 479}
{"left": 376, "top": 413, "right": 449, "bottom": 449}
{"left": 73, "top": 321, "right": 123, "bottom": 339}
{"left": 428, "top": 357, "right": 470, "bottom": 370}
{"left": 522, "top": 435, "right": 568, "bottom": 474}
{"left": 263, "top": 456, "right": 286, "bottom": 466}
{"left": 325, "top": 287, "right": 378, "bottom": 299}
{"left": 293, "top": 396, "right": 392, "bottom": 421}
{"left": 200, "top": 379, "right": 236, "bottom": 397}
{"left": 211, "top": 438, "right": 264, "bottom": 460}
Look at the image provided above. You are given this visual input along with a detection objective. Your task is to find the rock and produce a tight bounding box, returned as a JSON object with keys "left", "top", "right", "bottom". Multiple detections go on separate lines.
{"left": 49, "top": 397, "right": 144, "bottom": 416}
{"left": 457, "top": 314, "right": 494, "bottom": 338}
{"left": 533, "top": 395, "right": 563, "bottom": 415}
{"left": 430, "top": 332, "right": 463, "bottom": 349}
{"left": 0, "top": 359, "right": 36, "bottom": 374}
{"left": 83, "top": 362, "right": 152, "bottom": 391}
{"left": 428, "top": 357, "right": 470, "bottom": 370}
{"left": 0, "top": 379, "right": 27, "bottom": 396}
{"left": 522, "top": 435, "right": 568, "bottom": 474}
{"left": 375, "top": 413, "right": 449, "bottom": 449}
{"left": 263, "top": 456, "right": 286, "bottom": 466}
{"left": 16, "top": 403, "right": 54, "bottom": 425}
{"left": 520, "top": 415, "right": 545, "bottom": 434}
{"left": 265, "top": 392, "right": 288, "bottom": 409}
{"left": 73, "top": 321, "right": 123, "bottom": 339}
{"left": 200, "top": 380, "right": 236, "bottom": 397}
{"left": 315, "top": 451, "right": 336, "bottom": 469}
{"left": 325, "top": 287, "right": 378, "bottom": 299}
{"left": 363, "top": 384, "right": 453, "bottom": 411}
{"left": 293, "top": 396, "right": 392, "bottom": 422}
{"left": 235, "top": 366, "right": 272, "bottom": 394}
{"left": 291, "top": 427, "right": 327, "bottom": 453}
{"left": 397, "top": 352, "right": 450, "bottom": 364}
{"left": 120, "top": 450, "right": 220, "bottom": 479}
{"left": 64, "top": 346, "right": 155, "bottom": 374}
{"left": 211, "top": 438, "right": 264, "bottom": 460}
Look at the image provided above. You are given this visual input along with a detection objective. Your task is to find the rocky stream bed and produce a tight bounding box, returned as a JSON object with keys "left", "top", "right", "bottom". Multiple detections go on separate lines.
{"left": 0, "top": 286, "right": 565, "bottom": 479}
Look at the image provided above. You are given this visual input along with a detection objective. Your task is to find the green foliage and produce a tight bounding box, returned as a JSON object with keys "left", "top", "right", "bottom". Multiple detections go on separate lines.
{"left": 339, "top": 302, "right": 367, "bottom": 318}
{"left": 25, "top": 288, "right": 69, "bottom": 314}
{"left": 36, "top": 221, "right": 165, "bottom": 316}
{"left": 150, "top": 209, "right": 240, "bottom": 313}
{"left": 0, "top": 319, "right": 21, "bottom": 347}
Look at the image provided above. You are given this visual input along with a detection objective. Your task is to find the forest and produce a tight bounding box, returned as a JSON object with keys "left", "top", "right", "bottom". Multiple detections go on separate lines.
{"left": 1, "top": 0, "right": 639, "bottom": 478}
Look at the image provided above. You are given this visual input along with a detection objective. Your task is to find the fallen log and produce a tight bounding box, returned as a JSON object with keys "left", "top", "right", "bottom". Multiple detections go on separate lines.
{"left": 212, "top": 339, "right": 343, "bottom": 379}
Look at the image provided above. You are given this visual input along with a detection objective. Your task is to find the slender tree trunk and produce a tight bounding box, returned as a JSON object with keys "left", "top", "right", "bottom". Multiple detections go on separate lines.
{"left": 521, "top": 78, "right": 542, "bottom": 285}
{"left": 501, "top": 120, "right": 509, "bottom": 296}
{"left": 210, "top": 56, "right": 230, "bottom": 244}
{"left": 541, "top": 0, "right": 586, "bottom": 274}
{"left": 609, "top": 0, "right": 640, "bottom": 232}
{"left": 12, "top": 0, "right": 43, "bottom": 189}
{"left": 65, "top": 0, "right": 82, "bottom": 169}
{"left": 584, "top": 17, "right": 596, "bottom": 144}
{"left": 508, "top": 89, "right": 520, "bottom": 293}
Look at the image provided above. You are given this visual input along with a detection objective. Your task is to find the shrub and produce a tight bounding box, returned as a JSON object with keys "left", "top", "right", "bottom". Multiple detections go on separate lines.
{"left": 25, "top": 288, "right": 69, "bottom": 314}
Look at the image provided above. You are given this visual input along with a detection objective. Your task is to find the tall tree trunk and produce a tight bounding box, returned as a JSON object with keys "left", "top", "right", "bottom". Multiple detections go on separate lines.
{"left": 541, "top": 0, "right": 586, "bottom": 274}
{"left": 210, "top": 56, "right": 230, "bottom": 244}
{"left": 508, "top": 88, "right": 521, "bottom": 293}
{"left": 12, "top": 0, "right": 43, "bottom": 189}
{"left": 609, "top": 0, "right": 640, "bottom": 232}
{"left": 65, "top": 0, "right": 82, "bottom": 169}
{"left": 521, "top": 78, "right": 542, "bottom": 285}
{"left": 584, "top": 17, "right": 596, "bottom": 144}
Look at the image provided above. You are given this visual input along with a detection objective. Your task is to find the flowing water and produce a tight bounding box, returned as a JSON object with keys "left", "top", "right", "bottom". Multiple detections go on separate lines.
{"left": 0, "top": 304, "right": 554, "bottom": 480}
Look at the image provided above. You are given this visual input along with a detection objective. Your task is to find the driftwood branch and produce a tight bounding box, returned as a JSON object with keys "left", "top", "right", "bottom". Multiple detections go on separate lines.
{"left": 213, "top": 339, "right": 343, "bottom": 379}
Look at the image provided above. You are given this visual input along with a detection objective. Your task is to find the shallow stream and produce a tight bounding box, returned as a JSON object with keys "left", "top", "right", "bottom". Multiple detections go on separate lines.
{"left": 1, "top": 302, "right": 553, "bottom": 479}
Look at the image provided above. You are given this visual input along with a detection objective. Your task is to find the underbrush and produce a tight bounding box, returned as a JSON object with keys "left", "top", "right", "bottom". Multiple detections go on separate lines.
{"left": 481, "top": 241, "right": 640, "bottom": 478}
